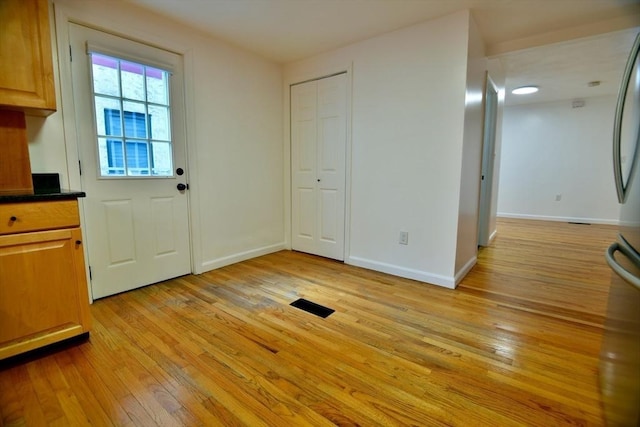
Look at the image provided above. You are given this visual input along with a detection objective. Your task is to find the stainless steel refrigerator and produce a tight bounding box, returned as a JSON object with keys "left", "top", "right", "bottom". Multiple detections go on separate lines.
{"left": 600, "top": 31, "right": 640, "bottom": 427}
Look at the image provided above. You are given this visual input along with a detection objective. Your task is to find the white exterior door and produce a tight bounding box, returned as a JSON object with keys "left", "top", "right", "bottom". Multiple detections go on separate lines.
{"left": 69, "top": 24, "right": 191, "bottom": 299}
{"left": 291, "top": 73, "right": 347, "bottom": 260}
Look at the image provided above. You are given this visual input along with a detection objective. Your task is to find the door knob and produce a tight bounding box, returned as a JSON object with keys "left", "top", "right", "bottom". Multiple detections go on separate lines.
{"left": 177, "top": 183, "right": 188, "bottom": 191}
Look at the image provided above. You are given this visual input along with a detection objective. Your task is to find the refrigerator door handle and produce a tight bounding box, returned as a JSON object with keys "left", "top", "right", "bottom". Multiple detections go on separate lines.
{"left": 613, "top": 123, "right": 628, "bottom": 203}
{"left": 612, "top": 32, "right": 640, "bottom": 203}
{"left": 606, "top": 241, "right": 640, "bottom": 290}
{"left": 613, "top": 131, "right": 626, "bottom": 203}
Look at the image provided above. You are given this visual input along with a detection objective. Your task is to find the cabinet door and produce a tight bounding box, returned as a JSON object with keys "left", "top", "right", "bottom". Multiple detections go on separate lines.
{"left": 0, "top": 0, "right": 56, "bottom": 114}
{"left": 0, "top": 228, "right": 91, "bottom": 359}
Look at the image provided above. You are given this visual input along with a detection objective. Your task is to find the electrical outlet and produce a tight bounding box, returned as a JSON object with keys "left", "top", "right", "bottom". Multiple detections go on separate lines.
{"left": 555, "top": 194, "right": 562, "bottom": 201}
{"left": 399, "top": 231, "right": 409, "bottom": 245}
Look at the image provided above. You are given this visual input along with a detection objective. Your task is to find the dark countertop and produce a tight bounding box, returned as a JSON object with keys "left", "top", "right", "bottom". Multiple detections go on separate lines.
{"left": 0, "top": 189, "right": 86, "bottom": 204}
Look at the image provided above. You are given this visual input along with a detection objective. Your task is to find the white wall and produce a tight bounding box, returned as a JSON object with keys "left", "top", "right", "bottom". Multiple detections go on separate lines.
{"left": 454, "top": 13, "right": 486, "bottom": 279}
{"left": 32, "top": 0, "right": 284, "bottom": 274}
{"left": 285, "top": 11, "right": 476, "bottom": 288}
{"left": 498, "top": 95, "right": 620, "bottom": 224}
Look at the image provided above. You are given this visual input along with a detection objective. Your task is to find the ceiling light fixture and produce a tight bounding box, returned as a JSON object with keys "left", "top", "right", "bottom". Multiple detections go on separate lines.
{"left": 512, "top": 86, "right": 539, "bottom": 95}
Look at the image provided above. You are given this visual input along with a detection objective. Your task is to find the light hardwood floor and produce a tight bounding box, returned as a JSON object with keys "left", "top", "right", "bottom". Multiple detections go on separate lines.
{"left": 0, "top": 218, "right": 618, "bottom": 426}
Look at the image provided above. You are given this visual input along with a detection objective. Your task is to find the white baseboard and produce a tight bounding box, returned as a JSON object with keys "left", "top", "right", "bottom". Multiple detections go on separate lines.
{"left": 488, "top": 229, "right": 497, "bottom": 244}
{"left": 454, "top": 256, "right": 477, "bottom": 286}
{"left": 497, "top": 212, "right": 619, "bottom": 226}
{"left": 346, "top": 256, "right": 456, "bottom": 289}
{"left": 198, "top": 242, "right": 286, "bottom": 273}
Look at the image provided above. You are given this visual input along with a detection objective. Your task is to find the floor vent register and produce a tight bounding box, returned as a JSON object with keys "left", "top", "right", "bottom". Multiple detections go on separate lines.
{"left": 290, "top": 298, "right": 335, "bottom": 318}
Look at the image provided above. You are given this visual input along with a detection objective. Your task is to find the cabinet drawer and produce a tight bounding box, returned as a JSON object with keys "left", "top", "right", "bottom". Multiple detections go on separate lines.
{"left": 0, "top": 200, "right": 79, "bottom": 234}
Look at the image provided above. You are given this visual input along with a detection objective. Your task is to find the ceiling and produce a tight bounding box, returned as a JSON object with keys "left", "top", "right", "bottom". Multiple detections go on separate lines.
{"left": 124, "top": 0, "right": 640, "bottom": 105}
{"left": 500, "top": 28, "right": 639, "bottom": 105}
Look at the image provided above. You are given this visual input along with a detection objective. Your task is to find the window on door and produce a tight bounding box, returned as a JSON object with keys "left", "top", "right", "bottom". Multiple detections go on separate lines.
{"left": 89, "top": 52, "right": 174, "bottom": 177}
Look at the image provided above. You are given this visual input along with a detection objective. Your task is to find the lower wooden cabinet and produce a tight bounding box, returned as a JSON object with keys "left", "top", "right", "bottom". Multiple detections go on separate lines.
{"left": 0, "top": 200, "right": 91, "bottom": 360}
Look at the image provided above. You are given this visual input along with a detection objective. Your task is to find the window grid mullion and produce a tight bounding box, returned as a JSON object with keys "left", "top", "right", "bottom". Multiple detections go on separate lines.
{"left": 142, "top": 66, "right": 153, "bottom": 174}
{"left": 116, "top": 60, "right": 131, "bottom": 176}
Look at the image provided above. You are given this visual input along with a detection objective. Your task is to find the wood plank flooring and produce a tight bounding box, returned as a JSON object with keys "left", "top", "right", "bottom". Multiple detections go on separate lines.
{"left": 0, "top": 218, "right": 619, "bottom": 426}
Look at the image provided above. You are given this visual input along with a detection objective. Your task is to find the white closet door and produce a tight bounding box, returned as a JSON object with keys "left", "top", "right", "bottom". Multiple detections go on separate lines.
{"left": 291, "top": 73, "right": 347, "bottom": 260}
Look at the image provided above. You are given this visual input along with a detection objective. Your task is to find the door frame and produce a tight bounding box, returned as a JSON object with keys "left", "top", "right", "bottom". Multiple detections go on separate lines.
{"left": 54, "top": 5, "right": 201, "bottom": 301}
{"left": 284, "top": 65, "right": 353, "bottom": 260}
{"left": 477, "top": 72, "right": 499, "bottom": 247}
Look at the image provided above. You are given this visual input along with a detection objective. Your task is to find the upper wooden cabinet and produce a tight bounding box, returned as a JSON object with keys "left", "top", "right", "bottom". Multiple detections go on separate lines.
{"left": 0, "top": 0, "right": 56, "bottom": 115}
